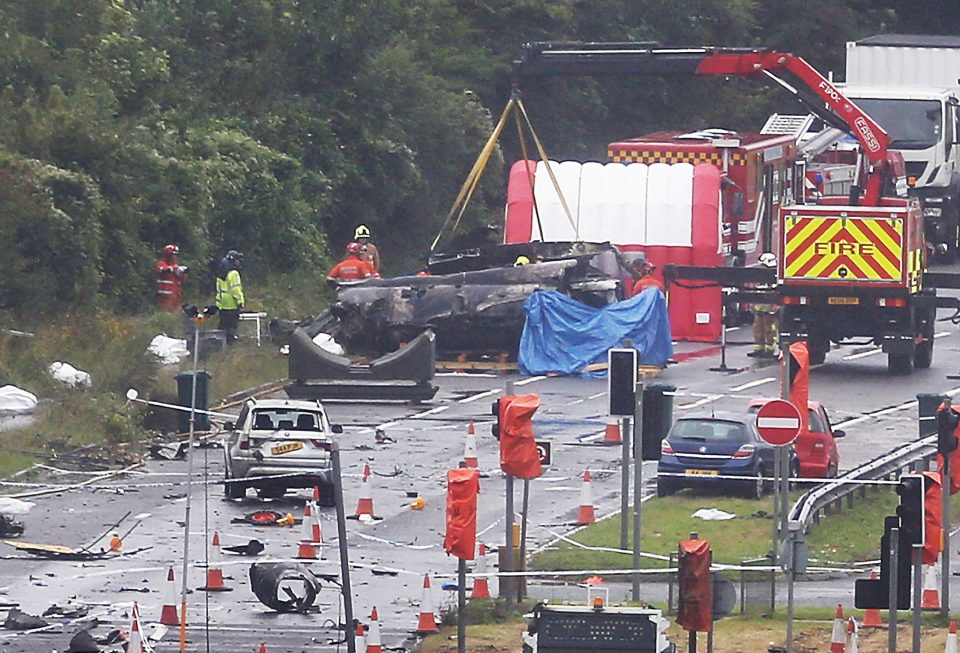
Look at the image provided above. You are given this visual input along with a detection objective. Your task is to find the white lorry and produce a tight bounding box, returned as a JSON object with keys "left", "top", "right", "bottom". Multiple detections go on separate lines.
{"left": 841, "top": 34, "right": 960, "bottom": 258}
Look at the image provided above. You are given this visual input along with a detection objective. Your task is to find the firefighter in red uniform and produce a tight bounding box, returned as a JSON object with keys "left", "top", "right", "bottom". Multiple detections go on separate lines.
{"left": 155, "top": 244, "right": 188, "bottom": 312}
{"left": 629, "top": 259, "right": 664, "bottom": 296}
{"left": 327, "top": 242, "right": 379, "bottom": 285}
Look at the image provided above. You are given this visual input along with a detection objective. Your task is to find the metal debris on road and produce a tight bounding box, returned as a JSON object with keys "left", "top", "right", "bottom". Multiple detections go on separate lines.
{"left": 249, "top": 562, "right": 324, "bottom": 613}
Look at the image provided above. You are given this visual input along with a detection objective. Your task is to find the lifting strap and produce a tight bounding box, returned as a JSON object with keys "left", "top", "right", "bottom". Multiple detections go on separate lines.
{"left": 430, "top": 92, "right": 577, "bottom": 252}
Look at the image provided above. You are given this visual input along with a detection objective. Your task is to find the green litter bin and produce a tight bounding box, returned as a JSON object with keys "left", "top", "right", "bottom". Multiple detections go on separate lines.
{"left": 176, "top": 370, "right": 212, "bottom": 434}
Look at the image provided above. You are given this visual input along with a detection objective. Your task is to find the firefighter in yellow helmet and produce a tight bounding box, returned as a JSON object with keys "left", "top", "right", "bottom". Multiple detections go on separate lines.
{"left": 749, "top": 252, "right": 779, "bottom": 358}
{"left": 354, "top": 224, "right": 380, "bottom": 273}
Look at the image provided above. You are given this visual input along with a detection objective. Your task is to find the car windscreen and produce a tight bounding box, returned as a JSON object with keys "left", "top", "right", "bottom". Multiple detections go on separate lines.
{"left": 670, "top": 419, "right": 748, "bottom": 442}
{"left": 251, "top": 409, "right": 324, "bottom": 432}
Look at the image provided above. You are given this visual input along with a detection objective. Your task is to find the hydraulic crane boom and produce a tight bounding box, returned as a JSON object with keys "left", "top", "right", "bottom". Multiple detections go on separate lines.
{"left": 515, "top": 43, "right": 892, "bottom": 205}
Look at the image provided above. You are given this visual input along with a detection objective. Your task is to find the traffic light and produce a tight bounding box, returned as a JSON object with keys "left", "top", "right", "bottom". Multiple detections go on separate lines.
{"left": 936, "top": 402, "right": 959, "bottom": 455}
{"left": 491, "top": 397, "right": 511, "bottom": 440}
{"left": 855, "top": 515, "right": 911, "bottom": 610}
{"left": 896, "top": 474, "right": 925, "bottom": 547}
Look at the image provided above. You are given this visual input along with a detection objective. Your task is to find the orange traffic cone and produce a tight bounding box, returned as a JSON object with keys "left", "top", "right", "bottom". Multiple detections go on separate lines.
{"left": 603, "top": 419, "right": 622, "bottom": 444}
{"left": 354, "top": 464, "right": 377, "bottom": 519}
{"left": 416, "top": 573, "right": 439, "bottom": 634}
{"left": 258, "top": 643, "right": 267, "bottom": 653}
{"left": 354, "top": 622, "right": 366, "bottom": 653}
{"left": 313, "top": 485, "right": 322, "bottom": 503}
{"left": 946, "top": 619, "right": 958, "bottom": 653}
{"left": 128, "top": 602, "right": 145, "bottom": 653}
{"left": 464, "top": 422, "right": 478, "bottom": 468}
{"left": 366, "top": 607, "right": 382, "bottom": 653}
{"left": 862, "top": 571, "right": 883, "bottom": 627}
{"left": 159, "top": 566, "right": 179, "bottom": 626}
{"left": 922, "top": 562, "right": 941, "bottom": 610}
{"left": 199, "top": 531, "right": 232, "bottom": 591}
{"left": 297, "top": 502, "right": 321, "bottom": 560}
{"left": 110, "top": 533, "right": 122, "bottom": 552}
{"left": 845, "top": 617, "right": 858, "bottom": 653}
{"left": 577, "top": 468, "right": 596, "bottom": 525}
{"left": 471, "top": 542, "right": 491, "bottom": 599}
{"left": 830, "top": 604, "right": 845, "bottom": 653}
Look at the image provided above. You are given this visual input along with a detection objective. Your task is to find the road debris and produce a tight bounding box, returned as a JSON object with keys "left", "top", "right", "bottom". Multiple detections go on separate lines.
{"left": 231, "top": 510, "right": 299, "bottom": 527}
{"left": 3, "top": 607, "right": 49, "bottom": 630}
{"left": 0, "top": 385, "right": 38, "bottom": 415}
{"left": 147, "top": 334, "right": 189, "bottom": 364}
{"left": 49, "top": 362, "right": 92, "bottom": 389}
{"left": 222, "top": 539, "right": 265, "bottom": 556}
{"left": 249, "top": 562, "right": 322, "bottom": 613}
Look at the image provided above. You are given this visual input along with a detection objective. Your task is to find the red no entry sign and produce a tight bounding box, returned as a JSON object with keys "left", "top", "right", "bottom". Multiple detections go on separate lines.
{"left": 755, "top": 399, "right": 802, "bottom": 446}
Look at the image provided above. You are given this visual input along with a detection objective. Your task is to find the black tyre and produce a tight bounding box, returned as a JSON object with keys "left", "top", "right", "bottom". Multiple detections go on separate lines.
{"left": 225, "top": 478, "right": 246, "bottom": 500}
{"left": 888, "top": 352, "right": 913, "bottom": 375}
{"left": 657, "top": 478, "right": 676, "bottom": 498}
{"left": 914, "top": 308, "right": 935, "bottom": 369}
{"left": 808, "top": 338, "right": 829, "bottom": 365}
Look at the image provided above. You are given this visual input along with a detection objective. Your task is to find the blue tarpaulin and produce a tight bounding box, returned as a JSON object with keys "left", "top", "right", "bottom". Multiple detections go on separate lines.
{"left": 518, "top": 289, "right": 673, "bottom": 376}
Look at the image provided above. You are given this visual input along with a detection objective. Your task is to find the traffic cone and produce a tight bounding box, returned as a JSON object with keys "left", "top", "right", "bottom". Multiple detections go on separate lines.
{"left": 464, "top": 422, "right": 478, "bottom": 468}
{"left": 471, "top": 542, "right": 491, "bottom": 599}
{"left": 922, "top": 562, "right": 941, "bottom": 610}
{"left": 297, "top": 502, "right": 321, "bottom": 560}
{"left": 830, "top": 604, "right": 845, "bottom": 653}
{"left": 577, "top": 468, "right": 596, "bottom": 525}
{"left": 159, "top": 566, "right": 179, "bottom": 626}
{"left": 366, "top": 607, "right": 382, "bottom": 653}
{"left": 862, "top": 571, "right": 883, "bottom": 627}
{"left": 845, "top": 617, "right": 858, "bottom": 653}
{"left": 603, "top": 419, "right": 621, "bottom": 444}
{"left": 354, "top": 622, "right": 366, "bottom": 653}
{"left": 313, "top": 485, "right": 322, "bottom": 503}
{"left": 258, "top": 644, "right": 267, "bottom": 653}
{"left": 416, "top": 573, "right": 439, "bottom": 634}
{"left": 946, "top": 619, "right": 958, "bottom": 653}
{"left": 110, "top": 533, "right": 122, "bottom": 552}
{"left": 128, "top": 602, "right": 145, "bottom": 653}
{"left": 354, "top": 464, "right": 377, "bottom": 519}
{"left": 199, "top": 531, "right": 232, "bottom": 591}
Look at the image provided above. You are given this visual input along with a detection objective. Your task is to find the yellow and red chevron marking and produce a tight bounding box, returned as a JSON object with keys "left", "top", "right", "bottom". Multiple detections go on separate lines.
{"left": 607, "top": 149, "right": 745, "bottom": 165}
{"left": 784, "top": 215, "right": 903, "bottom": 282}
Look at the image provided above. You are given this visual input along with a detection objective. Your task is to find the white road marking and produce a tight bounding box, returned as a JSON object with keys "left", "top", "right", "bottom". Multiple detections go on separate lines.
{"left": 459, "top": 389, "right": 501, "bottom": 404}
{"left": 678, "top": 394, "right": 723, "bottom": 410}
{"left": 516, "top": 375, "right": 547, "bottom": 386}
{"left": 936, "top": 331, "right": 951, "bottom": 338}
{"left": 730, "top": 377, "right": 775, "bottom": 392}
{"left": 588, "top": 391, "right": 607, "bottom": 400}
{"left": 412, "top": 406, "right": 449, "bottom": 418}
{"left": 842, "top": 348, "right": 881, "bottom": 361}
{"left": 725, "top": 326, "right": 740, "bottom": 332}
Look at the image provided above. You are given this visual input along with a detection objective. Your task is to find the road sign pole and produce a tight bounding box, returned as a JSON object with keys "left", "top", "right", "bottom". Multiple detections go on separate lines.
{"left": 519, "top": 479, "right": 530, "bottom": 602}
{"left": 332, "top": 444, "right": 355, "bottom": 653}
{"left": 504, "top": 380, "right": 515, "bottom": 607}
{"left": 912, "top": 546, "right": 922, "bottom": 653}
{"left": 457, "top": 558, "right": 466, "bottom": 653}
{"left": 632, "top": 387, "right": 644, "bottom": 602}
{"left": 943, "top": 453, "right": 951, "bottom": 618}
{"left": 621, "top": 416, "right": 631, "bottom": 550}
{"left": 888, "top": 528, "right": 899, "bottom": 653}
{"left": 780, "top": 342, "right": 791, "bottom": 570}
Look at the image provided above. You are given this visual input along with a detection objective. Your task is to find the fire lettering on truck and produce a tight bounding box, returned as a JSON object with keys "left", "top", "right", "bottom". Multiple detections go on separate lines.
{"left": 784, "top": 215, "right": 902, "bottom": 282}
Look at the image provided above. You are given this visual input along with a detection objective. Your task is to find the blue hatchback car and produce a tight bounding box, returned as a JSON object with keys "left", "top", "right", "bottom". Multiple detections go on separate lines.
{"left": 656, "top": 412, "right": 798, "bottom": 499}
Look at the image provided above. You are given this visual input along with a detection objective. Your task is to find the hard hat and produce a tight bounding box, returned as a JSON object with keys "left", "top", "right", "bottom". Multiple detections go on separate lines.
{"left": 355, "top": 224, "right": 371, "bottom": 239}
{"left": 514, "top": 255, "right": 530, "bottom": 266}
{"left": 163, "top": 244, "right": 180, "bottom": 255}
{"left": 346, "top": 241, "right": 363, "bottom": 255}
{"left": 226, "top": 250, "right": 244, "bottom": 262}
{"left": 759, "top": 252, "right": 777, "bottom": 268}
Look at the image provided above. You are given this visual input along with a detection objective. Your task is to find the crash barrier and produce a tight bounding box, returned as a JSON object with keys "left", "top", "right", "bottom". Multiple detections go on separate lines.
{"left": 175, "top": 370, "right": 211, "bottom": 433}
{"left": 789, "top": 433, "right": 937, "bottom": 531}
{"left": 504, "top": 159, "right": 723, "bottom": 341}
{"left": 285, "top": 327, "right": 438, "bottom": 401}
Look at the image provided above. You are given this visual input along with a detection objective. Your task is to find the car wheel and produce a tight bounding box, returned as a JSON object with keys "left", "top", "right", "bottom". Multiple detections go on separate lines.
{"left": 827, "top": 461, "right": 839, "bottom": 478}
{"left": 225, "top": 478, "right": 246, "bottom": 500}
{"left": 657, "top": 478, "right": 675, "bottom": 498}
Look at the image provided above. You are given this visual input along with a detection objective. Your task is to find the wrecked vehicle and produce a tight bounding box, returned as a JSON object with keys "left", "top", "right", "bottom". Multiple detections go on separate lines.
{"left": 275, "top": 241, "right": 632, "bottom": 357}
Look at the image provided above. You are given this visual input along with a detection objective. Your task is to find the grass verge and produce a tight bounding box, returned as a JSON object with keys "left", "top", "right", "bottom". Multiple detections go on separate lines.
{"left": 534, "top": 484, "right": 960, "bottom": 571}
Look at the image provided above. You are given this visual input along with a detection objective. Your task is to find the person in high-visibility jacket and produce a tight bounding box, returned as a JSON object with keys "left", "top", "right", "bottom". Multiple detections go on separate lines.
{"left": 629, "top": 259, "right": 664, "bottom": 297}
{"left": 354, "top": 224, "right": 380, "bottom": 273}
{"left": 327, "top": 242, "right": 379, "bottom": 285}
{"left": 155, "top": 244, "right": 188, "bottom": 312}
{"left": 215, "top": 250, "right": 245, "bottom": 343}
{"left": 749, "top": 252, "right": 779, "bottom": 358}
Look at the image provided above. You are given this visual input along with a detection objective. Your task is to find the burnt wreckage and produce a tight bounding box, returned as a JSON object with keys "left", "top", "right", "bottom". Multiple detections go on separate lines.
{"left": 284, "top": 242, "right": 630, "bottom": 356}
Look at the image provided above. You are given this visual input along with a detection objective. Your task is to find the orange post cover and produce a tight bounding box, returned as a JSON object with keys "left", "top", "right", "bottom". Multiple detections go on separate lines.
{"left": 788, "top": 342, "right": 810, "bottom": 434}
{"left": 443, "top": 468, "right": 480, "bottom": 560}
{"left": 922, "top": 471, "right": 942, "bottom": 565}
{"left": 499, "top": 394, "right": 542, "bottom": 480}
{"left": 677, "top": 539, "right": 712, "bottom": 633}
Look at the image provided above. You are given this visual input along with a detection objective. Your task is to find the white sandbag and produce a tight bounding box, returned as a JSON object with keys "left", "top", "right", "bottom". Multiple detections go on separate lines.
{"left": 312, "top": 332, "right": 345, "bottom": 356}
{"left": 48, "top": 361, "right": 92, "bottom": 388}
{"left": 0, "top": 497, "right": 34, "bottom": 515}
{"left": 0, "top": 385, "right": 38, "bottom": 414}
{"left": 692, "top": 508, "right": 735, "bottom": 521}
{"left": 147, "top": 335, "right": 190, "bottom": 365}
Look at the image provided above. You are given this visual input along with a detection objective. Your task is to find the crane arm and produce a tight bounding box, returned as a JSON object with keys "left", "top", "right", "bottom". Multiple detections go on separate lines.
{"left": 515, "top": 43, "right": 891, "bottom": 204}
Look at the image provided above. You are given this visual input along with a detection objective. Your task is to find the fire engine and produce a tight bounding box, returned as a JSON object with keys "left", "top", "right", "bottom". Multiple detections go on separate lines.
{"left": 513, "top": 43, "right": 960, "bottom": 374}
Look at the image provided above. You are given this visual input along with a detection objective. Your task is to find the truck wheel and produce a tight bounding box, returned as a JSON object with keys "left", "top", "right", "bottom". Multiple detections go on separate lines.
{"left": 914, "top": 339, "right": 934, "bottom": 369}
{"left": 809, "top": 338, "right": 829, "bottom": 365}
{"left": 888, "top": 352, "right": 913, "bottom": 375}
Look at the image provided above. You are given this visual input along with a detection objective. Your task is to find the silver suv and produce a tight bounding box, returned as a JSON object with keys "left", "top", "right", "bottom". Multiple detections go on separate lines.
{"left": 223, "top": 398, "right": 343, "bottom": 503}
